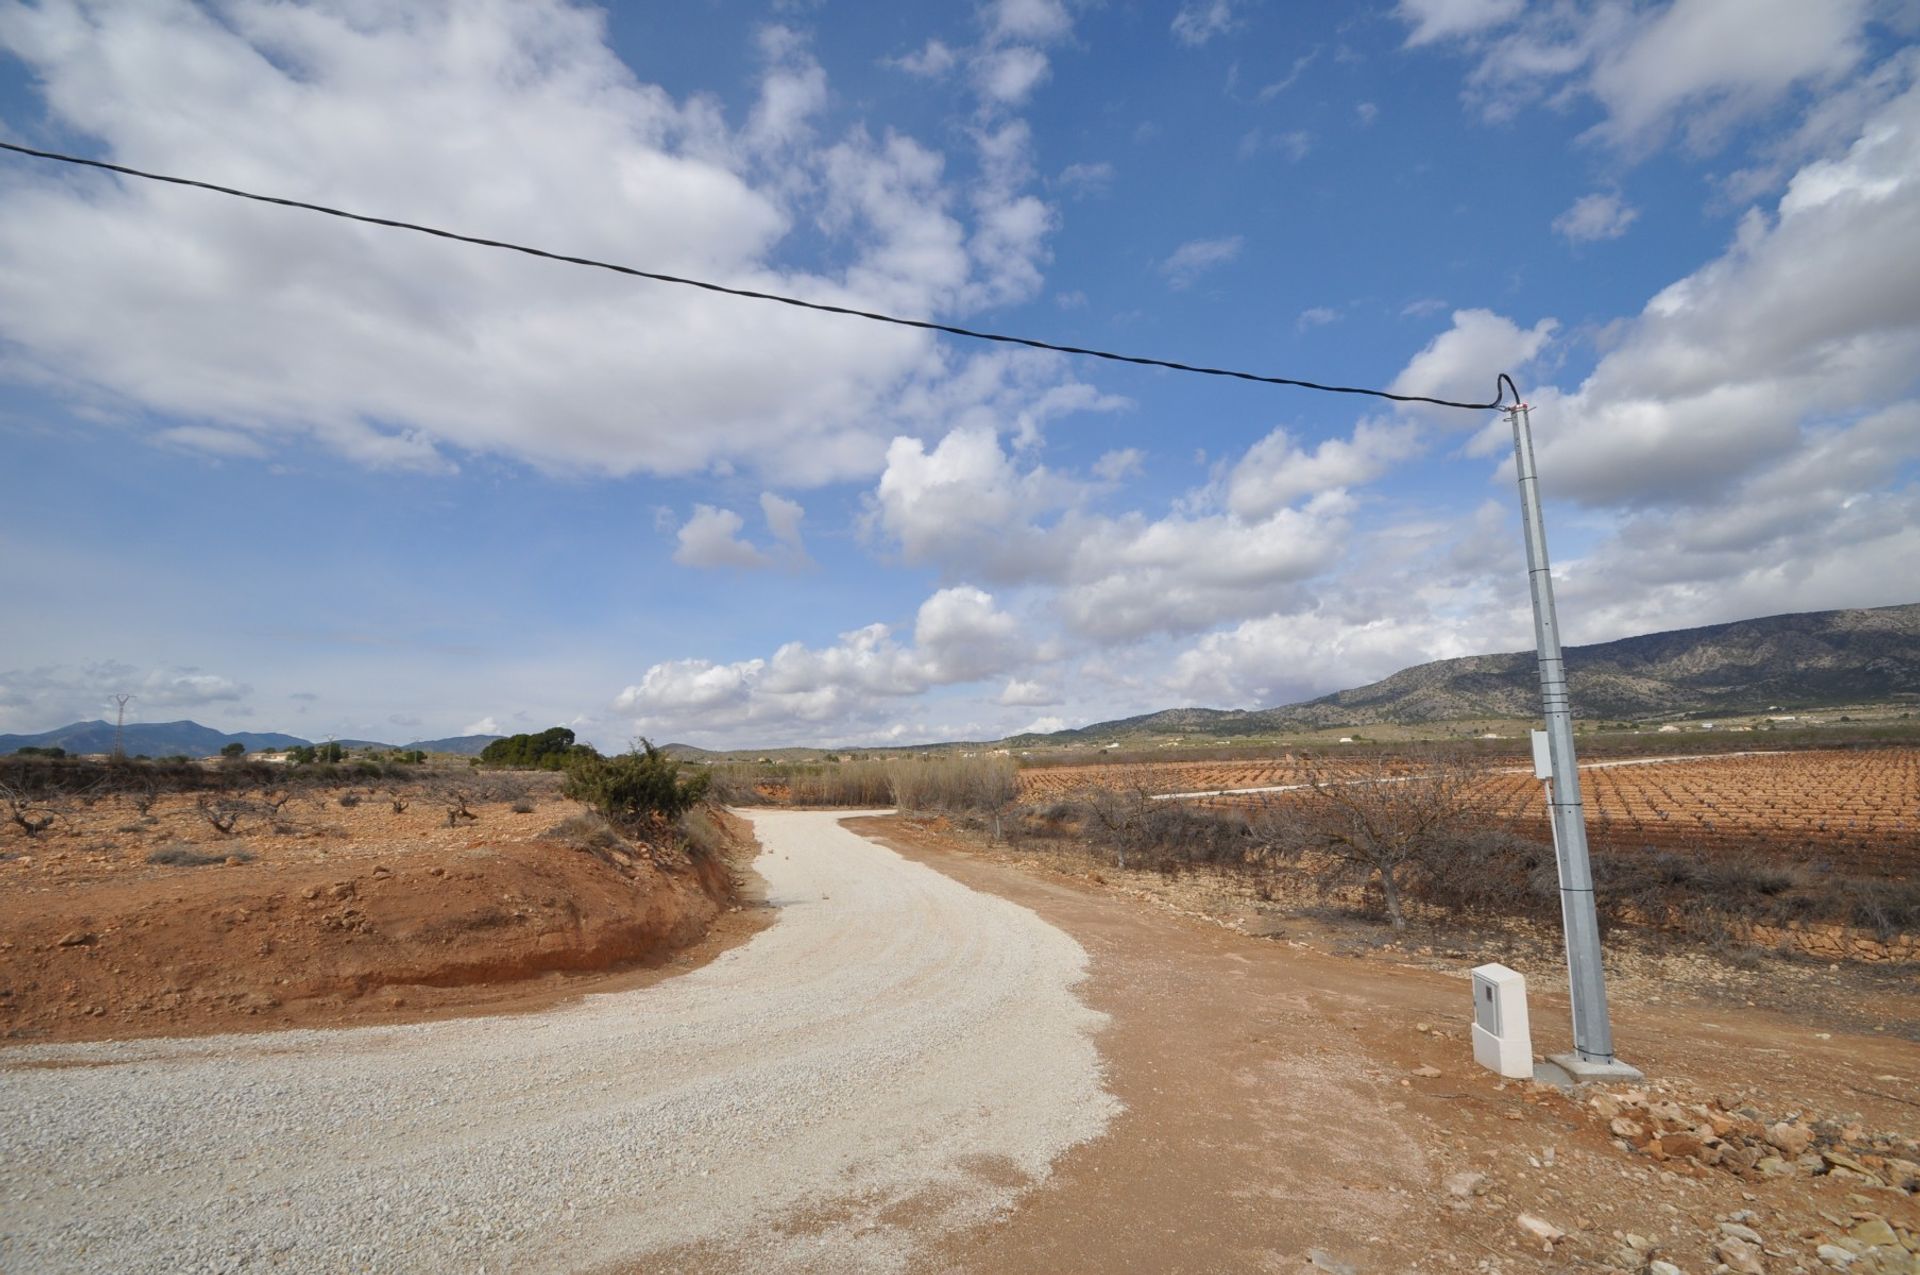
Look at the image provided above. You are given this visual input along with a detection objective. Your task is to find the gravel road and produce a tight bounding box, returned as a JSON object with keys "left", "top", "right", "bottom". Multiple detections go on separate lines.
{"left": 0, "top": 810, "right": 1117, "bottom": 1273}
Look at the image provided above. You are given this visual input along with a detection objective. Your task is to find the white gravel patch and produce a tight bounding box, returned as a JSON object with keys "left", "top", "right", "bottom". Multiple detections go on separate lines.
{"left": 0, "top": 810, "right": 1117, "bottom": 1273}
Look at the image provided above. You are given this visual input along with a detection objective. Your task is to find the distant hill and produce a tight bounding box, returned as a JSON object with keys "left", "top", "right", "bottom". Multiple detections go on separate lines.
{"left": 0, "top": 720, "right": 506, "bottom": 758}
{"left": 0, "top": 719, "right": 308, "bottom": 758}
{"left": 402, "top": 734, "right": 504, "bottom": 756}
{"left": 1010, "top": 603, "right": 1920, "bottom": 745}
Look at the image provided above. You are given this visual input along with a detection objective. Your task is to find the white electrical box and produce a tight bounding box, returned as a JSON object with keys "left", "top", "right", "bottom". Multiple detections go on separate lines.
{"left": 1530, "top": 729, "right": 1554, "bottom": 781}
{"left": 1471, "top": 963, "right": 1533, "bottom": 1078}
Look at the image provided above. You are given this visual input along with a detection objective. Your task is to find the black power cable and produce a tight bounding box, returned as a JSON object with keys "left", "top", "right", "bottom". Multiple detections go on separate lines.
{"left": 0, "top": 140, "right": 1517, "bottom": 412}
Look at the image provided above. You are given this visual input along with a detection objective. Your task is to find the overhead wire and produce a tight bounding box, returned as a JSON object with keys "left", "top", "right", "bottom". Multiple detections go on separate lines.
{"left": 0, "top": 140, "right": 1517, "bottom": 412}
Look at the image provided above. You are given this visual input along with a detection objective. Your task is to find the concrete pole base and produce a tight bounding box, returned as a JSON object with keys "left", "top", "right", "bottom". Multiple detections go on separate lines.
{"left": 1539, "top": 1052, "right": 1645, "bottom": 1087}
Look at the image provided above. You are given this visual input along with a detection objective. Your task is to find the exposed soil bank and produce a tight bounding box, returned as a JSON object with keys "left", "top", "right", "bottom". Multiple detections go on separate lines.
{"left": 0, "top": 806, "right": 764, "bottom": 1044}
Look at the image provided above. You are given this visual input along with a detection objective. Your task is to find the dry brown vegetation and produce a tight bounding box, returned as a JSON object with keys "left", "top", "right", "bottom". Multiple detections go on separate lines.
{"left": 992, "top": 747, "right": 1920, "bottom": 961}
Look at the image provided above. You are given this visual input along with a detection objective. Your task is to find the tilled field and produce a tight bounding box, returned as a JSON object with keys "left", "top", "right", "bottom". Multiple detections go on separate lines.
{"left": 1024, "top": 748, "right": 1920, "bottom": 876}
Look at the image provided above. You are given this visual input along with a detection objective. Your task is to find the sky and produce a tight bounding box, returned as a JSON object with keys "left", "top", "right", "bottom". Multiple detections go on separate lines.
{"left": 1, "top": 0, "right": 1917, "bottom": 750}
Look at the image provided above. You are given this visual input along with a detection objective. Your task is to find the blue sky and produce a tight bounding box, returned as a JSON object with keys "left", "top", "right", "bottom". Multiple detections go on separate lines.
{"left": 2, "top": 0, "right": 1917, "bottom": 749}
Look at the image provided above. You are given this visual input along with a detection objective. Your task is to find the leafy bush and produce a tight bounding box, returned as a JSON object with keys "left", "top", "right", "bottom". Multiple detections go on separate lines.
{"left": 563, "top": 741, "right": 709, "bottom": 829}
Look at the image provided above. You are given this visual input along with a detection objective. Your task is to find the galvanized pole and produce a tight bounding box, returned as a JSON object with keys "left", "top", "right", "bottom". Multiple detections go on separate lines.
{"left": 1508, "top": 400, "right": 1634, "bottom": 1075}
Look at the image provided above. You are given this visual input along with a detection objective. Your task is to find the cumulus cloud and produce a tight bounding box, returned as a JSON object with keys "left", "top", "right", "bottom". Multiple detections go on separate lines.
{"left": 1391, "top": 309, "right": 1556, "bottom": 411}
{"left": 1159, "top": 235, "right": 1244, "bottom": 289}
{"left": 0, "top": 0, "right": 1090, "bottom": 485}
{"left": 463, "top": 716, "right": 502, "bottom": 736}
{"left": 1226, "top": 420, "right": 1421, "bottom": 520}
{"left": 675, "top": 506, "right": 774, "bottom": 569}
{"left": 1436, "top": 0, "right": 1878, "bottom": 153}
{"left": 1553, "top": 191, "right": 1640, "bottom": 242}
{"left": 613, "top": 585, "right": 1029, "bottom": 743}
{"left": 675, "top": 495, "right": 810, "bottom": 568}
{"left": 997, "top": 677, "right": 1062, "bottom": 706}
{"left": 1483, "top": 81, "right": 1920, "bottom": 507}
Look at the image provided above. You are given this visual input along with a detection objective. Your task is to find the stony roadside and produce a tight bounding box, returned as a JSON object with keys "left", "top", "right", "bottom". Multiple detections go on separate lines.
{"left": 866, "top": 814, "right": 1920, "bottom": 1275}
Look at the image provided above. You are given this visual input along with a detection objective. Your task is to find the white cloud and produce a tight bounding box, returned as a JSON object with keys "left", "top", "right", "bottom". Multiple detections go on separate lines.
{"left": 889, "top": 38, "right": 957, "bottom": 77}
{"left": 1226, "top": 420, "right": 1421, "bottom": 520}
{"left": 614, "top": 584, "right": 1029, "bottom": 744}
{"left": 989, "top": 0, "right": 1072, "bottom": 44}
{"left": 675, "top": 505, "right": 773, "bottom": 569}
{"left": 155, "top": 425, "right": 268, "bottom": 459}
{"left": 1017, "top": 714, "right": 1068, "bottom": 734}
{"left": 871, "top": 424, "right": 1083, "bottom": 582}
{"left": 1494, "top": 81, "right": 1920, "bottom": 506}
{"left": 1172, "top": 1, "right": 1237, "bottom": 47}
{"left": 1355, "top": 101, "right": 1379, "bottom": 126}
{"left": 1397, "top": 0, "right": 1524, "bottom": 47}
{"left": 1448, "top": 0, "right": 1877, "bottom": 153}
{"left": 1057, "top": 161, "right": 1115, "bottom": 198}
{"left": 761, "top": 492, "right": 807, "bottom": 551}
{"left": 1159, "top": 235, "right": 1244, "bottom": 289}
{"left": 1296, "top": 305, "right": 1341, "bottom": 331}
{"left": 463, "top": 716, "right": 502, "bottom": 736}
{"left": 0, "top": 0, "right": 1089, "bottom": 485}
{"left": 1092, "top": 448, "right": 1144, "bottom": 481}
{"left": 1391, "top": 309, "right": 1556, "bottom": 411}
{"left": 997, "top": 677, "right": 1062, "bottom": 707}
{"left": 1553, "top": 191, "right": 1640, "bottom": 242}
{"left": 974, "top": 44, "right": 1052, "bottom": 105}
{"left": 675, "top": 495, "right": 809, "bottom": 569}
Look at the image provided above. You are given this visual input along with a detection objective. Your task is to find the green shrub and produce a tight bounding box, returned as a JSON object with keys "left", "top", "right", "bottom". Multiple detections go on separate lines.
{"left": 481, "top": 727, "right": 598, "bottom": 770}
{"left": 563, "top": 741, "right": 709, "bottom": 830}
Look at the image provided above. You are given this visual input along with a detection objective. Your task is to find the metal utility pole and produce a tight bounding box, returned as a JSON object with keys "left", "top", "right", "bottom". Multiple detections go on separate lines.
{"left": 112, "top": 694, "right": 134, "bottom": 760}
{"left": 1508, "top": 398, "right": 1639, "bottom": 1080}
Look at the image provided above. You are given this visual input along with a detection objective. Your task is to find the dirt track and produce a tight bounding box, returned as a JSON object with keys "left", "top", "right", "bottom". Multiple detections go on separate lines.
{"left": 4, "top": 811, "right": 1916, "bottom": 1273}
{"left": 0, "top": 810, "right": 1115, "bottom": 1273}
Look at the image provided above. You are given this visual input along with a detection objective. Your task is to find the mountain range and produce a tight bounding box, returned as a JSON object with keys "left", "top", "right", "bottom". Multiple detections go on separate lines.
{"left": 5, "top": 604, "right": 1914, "bottom": 757}
{"left": 1008, "top": 602, "right": 1920, "bottom": 745}
{"left": 0, "top": 720, "right": 503, "bottom": 758}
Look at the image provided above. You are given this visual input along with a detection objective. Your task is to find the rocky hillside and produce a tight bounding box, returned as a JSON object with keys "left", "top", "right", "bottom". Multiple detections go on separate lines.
{"left": 1016, "top": 603, "right": 1920, "bottom": 743}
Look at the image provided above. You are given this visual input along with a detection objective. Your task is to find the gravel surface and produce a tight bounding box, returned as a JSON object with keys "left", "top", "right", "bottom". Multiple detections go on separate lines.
{"left": 0, "top": 810, "right": 1117, "bottom": 1273}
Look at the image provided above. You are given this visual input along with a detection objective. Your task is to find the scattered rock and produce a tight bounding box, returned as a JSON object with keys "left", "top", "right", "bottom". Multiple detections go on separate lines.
{"left": 1411, "top": 1065, "right": 1443, "bottom": 1079}
{"left": 1850, "top": 1219, "right": 1898, "bottom": 1249}
{"left": 1719, "top": 1221, "right": 1765, "bottom": 1246}
{"left": 1767, "top": 1122, "right": 1814, "bottom": 1157}
{"left": 1443, "top": 1171, "right": 1485, "bottom": 1199}
{"left": 1817, "top": 1245, "right": 1857, "bottom": 1268}
{"left": 55, "top": 932, "right": 96, "bottom": 948}
{"left": 1516, "top": 1213, "right": 1564, "bottom": 1244}
{"left": 1714, "top": 1234, "right": 1766, "bottom": 1274}
{"left": 1307, "top": 1249, "right": 1357, "bottom": 1275}
{"left": 1648, "top": 1263, "right": 1683, "bottom": 1275}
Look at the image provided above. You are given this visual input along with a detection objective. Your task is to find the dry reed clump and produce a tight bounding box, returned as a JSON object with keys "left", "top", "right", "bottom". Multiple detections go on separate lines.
{"left": 700, "top": 754, "right": 1019, "bottom": 821}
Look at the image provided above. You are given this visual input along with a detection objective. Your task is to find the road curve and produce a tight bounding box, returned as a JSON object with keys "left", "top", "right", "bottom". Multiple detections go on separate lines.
{"left": 0, "top": 810, "right": 1117, "bottom": 1273}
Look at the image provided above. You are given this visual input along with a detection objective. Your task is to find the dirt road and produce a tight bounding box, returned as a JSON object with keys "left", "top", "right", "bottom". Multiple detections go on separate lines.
{"left": 0, "top": 810, "right": 1116, "bottom": 1273}
{"left": 6, "top": 810, "right": 1915, "bottom": 1274}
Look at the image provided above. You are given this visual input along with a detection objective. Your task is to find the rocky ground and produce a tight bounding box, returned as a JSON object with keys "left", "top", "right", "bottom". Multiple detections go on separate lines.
{"left": 866, "top": 815, "right": 1920, "bottom": 1275}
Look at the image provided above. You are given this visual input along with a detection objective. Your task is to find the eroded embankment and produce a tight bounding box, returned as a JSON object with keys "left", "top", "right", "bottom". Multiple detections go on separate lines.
{"left": 0, "top": 808, "right": 756, "bottom": 1044}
